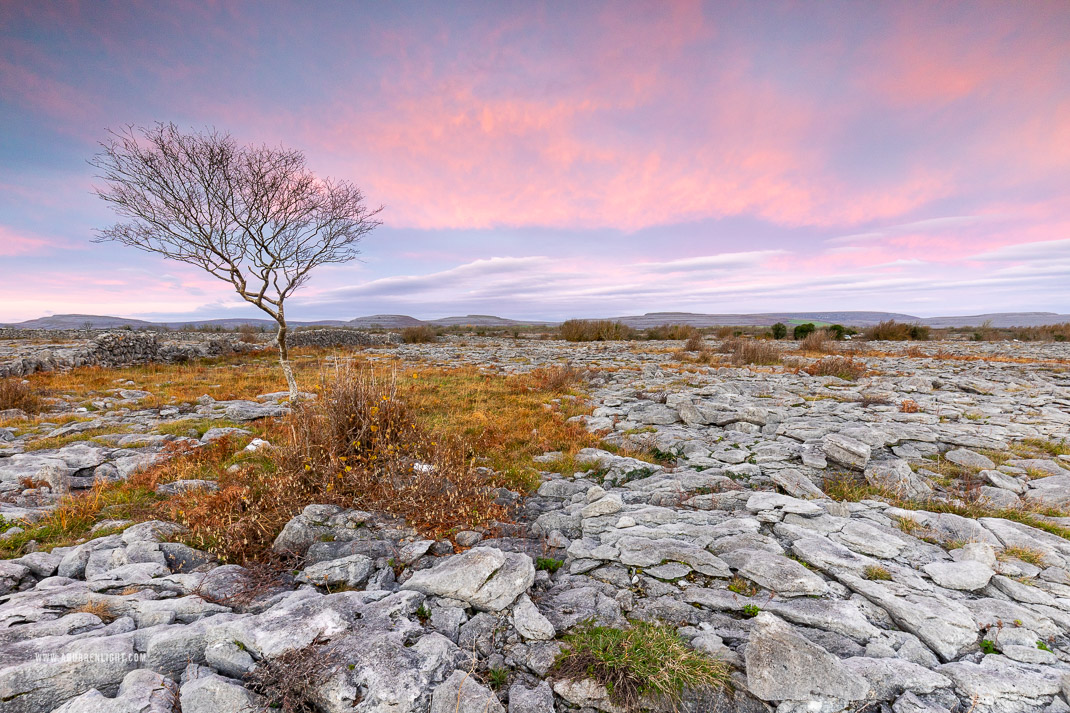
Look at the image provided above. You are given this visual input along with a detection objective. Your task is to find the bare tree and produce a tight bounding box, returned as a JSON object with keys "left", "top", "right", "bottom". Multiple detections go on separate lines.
{"left": 90, "top": 123, "right": 382, "bottom": 401}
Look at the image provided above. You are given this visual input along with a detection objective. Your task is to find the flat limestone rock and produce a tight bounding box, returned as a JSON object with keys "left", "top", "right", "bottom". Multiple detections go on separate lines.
{"left": 402, "top": 547, "right": 534, "bottom": 611}
{"left": 745, "top": 612, "right": 869, "bottom": 703}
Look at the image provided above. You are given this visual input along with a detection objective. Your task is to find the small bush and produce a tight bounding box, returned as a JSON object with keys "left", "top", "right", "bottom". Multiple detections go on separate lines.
{"left": 770, "top": 322, "right": 788, "bottom": 340}
{"left": 793, "top": 323, "right": 816, "bottom": 340}
{"left": 401, "top": 325, "right": 438, "bottom": 343}
{"left": 0, "top": 378, "right": 43, "bottom": 414}
{"left": 864, "top": 320, "right": 930, "bottom": 341}
{"left": 683, "top": 333, "right": 705, "bottom": 351}
{"left": 804, "top": 356, "right": 866, "bottom": 380}
{"left": 900, "top": 399, "right": 920, "bottom": 413}
{"left": 722, "top": 338, "right": 781, "bottom": 366}
{"left": 741, "top": 604, "right": 761, "bottom": 618}
{"left": 536, "top": 557, "right": 564, "bottom": 573}
{"left": 559, "top": 319, "right": 637, "bottom": 342}
{"left": 553, "top": 620, "right": 730, "bottom": 711}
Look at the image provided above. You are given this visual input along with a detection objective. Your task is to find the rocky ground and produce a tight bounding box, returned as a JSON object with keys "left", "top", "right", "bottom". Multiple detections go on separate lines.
{"left": 2, "top": 336, "right": 1070, "bottom": 712}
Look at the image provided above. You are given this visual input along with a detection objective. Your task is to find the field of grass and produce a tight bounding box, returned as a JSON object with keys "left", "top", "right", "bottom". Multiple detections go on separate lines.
{"left": 1, "top": 354, "right": 600, "bottom": 562}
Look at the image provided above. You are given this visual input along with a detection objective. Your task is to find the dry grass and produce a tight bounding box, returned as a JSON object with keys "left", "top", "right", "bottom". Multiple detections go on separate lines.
{"left": 804, "top": 356, "right": 866, "bottom": 380}
{"left": 721, "top": 338, "right": 781, "bottom": 366}
{"left": 559, "top": 319, "right": 637, "bottom": 342}
{"left": 863, "top": 564, "right": 892, "bottom": 581}
{"left": 70, "top": 600, "right": 117, "bottom": 623}
{"left": 4, "top": 355, "right": 598, "bottom": 562}
{"left": 900, "top": 399, "right": 921, "bottom": 413}
{"left": 798, "top": 330, "right": 835, "bottom": 354}
{"left": 997, "top": 545, "right": 1047, "bottom": 567}
{"left": 0, "top": 377, "right": 45, "bottom": 414}
{"left": 553, "top": 620, "right": 731, "bottom": 711}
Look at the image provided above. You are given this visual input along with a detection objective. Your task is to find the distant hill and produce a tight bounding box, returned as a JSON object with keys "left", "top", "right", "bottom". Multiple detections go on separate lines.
{"left": 613, "top": 311, "right": 921, "bottom": 328}
{"left": 5, "top": 314, "right": 158, "bottom": 330}
{"left": 5, "top": 310, "right": 1070, "bottom": 331}
{"left": 918, "top": 312, "right": 1070, "bottom": 328}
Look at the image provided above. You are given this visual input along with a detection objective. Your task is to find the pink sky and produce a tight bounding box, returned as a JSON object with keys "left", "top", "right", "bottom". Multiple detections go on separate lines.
{"left": 1, "top": 1, "right": 1069, "bottom": 322}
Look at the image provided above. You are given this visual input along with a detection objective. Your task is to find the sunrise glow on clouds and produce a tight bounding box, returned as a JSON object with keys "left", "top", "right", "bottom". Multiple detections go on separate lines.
{"left": 1, "top": 1, "right": 1069, "bottom": 321}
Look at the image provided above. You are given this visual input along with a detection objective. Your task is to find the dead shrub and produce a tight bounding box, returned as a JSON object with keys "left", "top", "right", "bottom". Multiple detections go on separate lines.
{"left": 245, "top": 639, "right": 340, "bottom": 713}
{"left": 0, "top": 378, "right": 44, "bottom": 414}
{"left": 721, "top": 339, "right": 781, "bottom": 366}
{"left": 900, "top": 399, "right": 920, "bottom": 413}
{"left": 400, "top": 325, "right": 438, "bottom": 343}
{"left": 684, "top": 333, "right": 705, "bottom": 352}
{"left": 804, "top": 356, "right": 866, "bottom": 380}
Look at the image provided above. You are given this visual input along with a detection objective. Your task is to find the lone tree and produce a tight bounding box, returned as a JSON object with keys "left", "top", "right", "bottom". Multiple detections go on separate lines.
{"left": 91, "top": 122, "right": 382, "bottom": 401}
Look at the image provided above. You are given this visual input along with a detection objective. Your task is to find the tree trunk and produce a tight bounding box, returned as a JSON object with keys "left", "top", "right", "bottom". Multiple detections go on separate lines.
{"left": 275, "top": 311, "right": 299, "bottom": 403}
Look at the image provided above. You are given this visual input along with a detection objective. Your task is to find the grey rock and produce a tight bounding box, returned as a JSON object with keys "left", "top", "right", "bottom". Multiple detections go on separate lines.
{"left": 511, "top": 594, "right": 555, "bottom": 641}
{"left": 51, "top": 669, "right": 179, "bottom": 713}
{"left": 402, "top": 547, "right": 534, "bottom": 611}
{"left": 615, "top": 535, "right": 731, "bottom": 577}
{"left": 922, "top": 560, "right": 995, "bottom": 591}
{"left": 297, "top": 554, "right": 374, "bottom": 589}
{"left": 945, "top": 449, "right": 996, "bottom": 470}
{"left": 822, "top": 433, "right": 871, "bottom": 470}
{"left": 842, "top": 575, "right": 978, "bottom": 662}
{"left": 508, "top": 680, "right": 555, "bottom": 713}
{"left": 842, "top": 656, "right": 952, "bottom": 701}
{"left": 180, "top": 666, "right": 262, "bottom": 713}
{"left": 744, "top": 612, "right": 868, "bottom": 703}
{"left": 864, "top": 459, "right": 932, "bottom": 500}
{"left": 770, "top": 468, "right": 826, "bottom": 499}
{"left": 431, "top": 669, "right": 505, "bottom": 713}
{"left": 719, "top": 548, "right": 828, "bottom": 597}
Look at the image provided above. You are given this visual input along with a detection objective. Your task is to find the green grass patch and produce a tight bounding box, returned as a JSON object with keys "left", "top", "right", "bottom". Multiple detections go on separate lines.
{"left": 553, "top": 620, "right": 730, "bottom": 711}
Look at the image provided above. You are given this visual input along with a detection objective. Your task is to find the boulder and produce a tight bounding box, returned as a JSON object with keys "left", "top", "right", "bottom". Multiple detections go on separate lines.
{"left": 402, "top": 547, "right": 534, "bottom": 611}
{"left": 431, "top": 670, "right": 505, "bottom": 713}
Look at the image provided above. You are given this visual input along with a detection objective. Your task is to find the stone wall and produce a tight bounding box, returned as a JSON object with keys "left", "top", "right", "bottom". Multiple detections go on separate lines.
{"left": 0, "top": 328, "right": 399, "bottom": 378}
{"left": 287, "top": 328, "right": 401, "bottom": 348}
